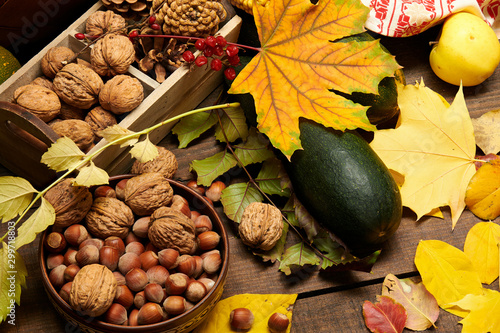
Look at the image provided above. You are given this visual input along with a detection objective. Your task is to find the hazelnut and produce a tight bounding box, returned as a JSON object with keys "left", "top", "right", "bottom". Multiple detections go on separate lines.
{"left": 230, "top": 308, "right": 254, "bottom": 331}
{"left": 164, "top": 273, "right": 188, "bottom": 295}
{"left": 64, "top": 224, "right": 89, "bottom": 247}
{"left": 187, "top": 180, "right": 205, "bottom": 195}
{"left": 134, "top": 291, "right": 146, "bottom": 309}
{"left": 163, "top": 295, "right": 187, "bottom": 316}
{"left": 197, "top": 231, "right": 220, "bottom": 251}
{"left": 176, "top": 255, "right": 197, "bottom": 277}
{"left": 170, "top": 197, "right": 191, "bottom": 218}
{"left": 268, "top": 312, "right": 290, "bottom": 332}
{"left": 185, "top": 280, "right": 207, "bottom": 303}
{"left": 114, "top": 284, "right": 134, "bottom": 309}
{"left": 115, "top": 179, "right": 128, "bottom": 200}
{"left": 194, "top": 215, "right": 212, "bottom": 234}
{"left": 47, "top": 253, "right": 64, "bottom": 270}
{"left": 198, "top": 277, "right": 215, "bottom": 292}
{"left": 192, "top": 255, "right": 204, "bottom": 279}
{"left": 75, "top": 244, "right": 100, "bottom": 267}
{"left": 49, "top": 264, "right": 67, "bottom": 289}
{"left": 125, "top": 268, "right": 149, "bottom": 292}
{"left": 104, "top": 303, "right": 128, "bottom": 325}
{"left": 146, "top": 265, "right": 170, "bottom": 287}
{"left": 144, "top": 283, "right": 165, "bottom": 303}
{"left": 133, "top": 216, "right": 151, "bottom": 238}
{"left": 113, "top": 271, "right": 127, "bottom": 286}
{"left": 137, "top": 302, "right": 164, "bottom": 325}
{"left": 157, "top": 248, "right": 179, "bottom": 269}
{"left": 128, "top": 308, "right": 139, "bottom": 326}
{"left": 79, "top": 238, "right": 104, "bottom": 250}
{"left": 63, "top": 248, "right": 78, "bottom": 266}
{"left": 139, "top": 250, "right": 159, "bottom": 271}
{"left": 63, "top": 264, "right": 80, "bottom": 282}
{"left": 104, "top": 236, "right": 126, "bottom": 256}
{"left": 44, "top": 231, "right": 67, "bottom": 253}
{"left": 202, "top": 252, "right": 222, "bottom": 275}
{"left": 94, "top": 185, "right": 117, "bottom": 198}
{"left": 205, "top": 181, "right": 226, "bottom": 202}
{"left": 125, "top": 241, "right": 145, "bottom": 256}
{"left": 125, "top": 231, "right": 141, "bottom": 245}
{"left": 99, "top": 246, "right": 120, "bottom": 271}
{"left": 144, "top": 242, "right": 158, "bottom": 253}
{"left": 59, "top": 281, "right": 72, "bottom": 303}
{"left": 191, "top": 210, "right": 201, "bottom": 221}
{"left": 118, "top": 252, "right": 141, "bottom": 275}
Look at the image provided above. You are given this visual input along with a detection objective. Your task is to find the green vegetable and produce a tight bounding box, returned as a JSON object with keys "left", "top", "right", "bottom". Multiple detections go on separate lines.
{"left": 284, "top": 120, "right": 402, "bottom": 257}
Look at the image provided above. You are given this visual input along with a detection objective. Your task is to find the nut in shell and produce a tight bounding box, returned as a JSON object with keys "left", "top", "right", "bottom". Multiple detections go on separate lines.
{"left": 130, "top": 146, "right": 178, "bottom": 179}
{"left": 239, "top": 202, "right": 284, "bottom": 251}
{"left": 99, "top": 75, "right": 144, "bottom": 115}
{"left": 148, "top": 206, "right": 197, "bottom": 254}
{"left": 50, "top": 119, "right": 95, "bottom": 152}
{"left": 124, "top": 172, "right": 174, "bottom": 216}
{"left": 85, "top": 197, "right": 135, "bottom": 239}
{"left": 53, "top": 63, "right": 103, "bottom": 109}
{"left": 91, "top": 34, "right": 135, "bottom": 77}
{"left": 44, "top": 178, "right": 93, "bottom": 228}
{"left": 69, "top": 264, "right": 117, "bottom": 317}
{"left": 85, "top": 106, "right": 117, "bottom": 138}
{"left": 41, "top": 46, "right": 76, "bottom": 79}
{"left": 85, "top": 10, "right": 126, "bottom": 37}
{"left": 13, "top": 84, "right": 61, "bottom": 122}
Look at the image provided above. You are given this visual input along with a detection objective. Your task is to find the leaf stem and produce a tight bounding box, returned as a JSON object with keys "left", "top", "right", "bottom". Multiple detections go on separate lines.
{"left": 136, "top": 34, "right": 262, "bottom": 52}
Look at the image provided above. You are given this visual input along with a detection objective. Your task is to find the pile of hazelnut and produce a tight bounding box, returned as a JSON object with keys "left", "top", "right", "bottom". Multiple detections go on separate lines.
{"left": 43, "top": 172, "right": 224, "bottom": 326}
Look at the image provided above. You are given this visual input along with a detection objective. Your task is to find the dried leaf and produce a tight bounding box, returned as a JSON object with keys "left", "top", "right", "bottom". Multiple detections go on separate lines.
{"left": 370, "top": 81, "right": 476, "bottom": 227}
{"left": 0, "top": 177, "right": 37, "bottom": 222}
{"left": 313, "top": 230, "right": 354, "bottom": 269}
{"left": 278, "top": 242, "right": 320, "bottom": 275}
{"left": 220, "top": 183, "right": 263, "bottom": 223}
{"left": 465, "top": 160, "right": 500, "bottom": 220}
{"left": 255, "top": 158, "right": 290, "bottom": 197}
{"left": 193, "top": 293, "right": 297, "bottom": 333}
{"left": 463, "top": 221, "right": 500, "bottom": 284}
{"left": 99, "top": 125, "right": 139, "bottom": 148}
{"left": 0, "top": 243, "right": 28, "bottom": 322}
{"left": 414, "top": 240, "right": 483, "bottom": 317}
{"left": 172, "top": 111, "right": 218, "bottom": 148}
{"left": 15, "top": 198, "right": 55, "bottom": 250}
{"left": 41, "top": 137, "right": 85, "bottom": 172}
{"left": 190, "top": 150, "right": 237, "bottom": 186}
{"left": 363, "top": 295, "right": 407, "bottom": 333}
{"left": 215, "top": 106, "right": 249, "bottom": 143}
{"left": 294, "top": 197, "right": 321, "bottom": 241}
{"left": 229, "top": 0, "right": 399, "bottom": 157}
{"left": 74, "top": 161, "right": 109, "bottom": 188}
{"left": 471, "top": 109, "right": 500, "bottom": 155}
{"left": 381, "top": 274, "right": 439, "bottom": 330}
{"left": 129, "top": 136, "right": 159, "bottom": 163}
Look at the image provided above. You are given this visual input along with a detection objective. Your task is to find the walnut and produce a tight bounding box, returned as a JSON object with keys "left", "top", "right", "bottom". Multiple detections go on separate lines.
{"left": 41, "top": 46, "right": 76, "bottom": 79}
{"left": 148, "top": 206, "right": 196, "bottom": 253}
{"left": 85, "top": 10, "right": 127, "bottom": 37}
{"left": 85, "top": 106, "right": 117, "bottom": 138}
{"left": 85, "top": 197, "right": 134, "bottom": 239}
{"left": 69, "top": 264, "right": 117, "bottom": 317}
{"left": 31, "top": 76, "right": 54, "bottom": 91}
{"left": 59, "top": 102, "right": 87, "bottom": 120}
{"left": 99, "top": 75, "right": 144, "bottom": 115}
{"left": 131, "top": 146, "right": 178, "bottom": 178}
{"left": 238, "top": 202, "right": 284, "bottom": 251}
{"left": 124, "top": 172, "right": 174, "bottom": 216}
{"left": 53, "top": 63, "right": 103, "bottom": 109}
{"left": 50, "top": 119, "right": 95, "bottom": 152}
{"left": 13, "top": 84, "right": 61, "bottom": 122}
{"left": 91, "top": 34, "right": 135, "bottom": 77}
{"left": 44, "top": 178, "right": 93, "bottom": 228}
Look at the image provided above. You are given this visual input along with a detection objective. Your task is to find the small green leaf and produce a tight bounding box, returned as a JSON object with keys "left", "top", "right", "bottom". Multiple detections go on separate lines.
{"left": 190, "top": 151, "right": 238, "bottom": 186}
{"left": 99, "top": 125, "right": 139, "bottom": 147}
{"left": 282, "top": 196, "right": 299, "bottom": 227}
{"left": 15, "top": 197, "right": 55, "bottom": 250}
{"left": 41, "top": 137, "right": 85, "bottom": 172}
{"left": 278, "top": 242, "right": 320, "bottom": 275}
{"left": 255, "top": 222, "right": 288, "bottom": 263}
{"left": 74, "top": 161, "right": 109, "bottom": 187}
{"left": 0, "top": 177, "right": 37, "bottom": 222}
{"left": 172, "top": 111, "right": 218, "bottom": 148}
{"left": 215, "top": 106, "right": 249, "bottom": 143}
{"left": 220, "top": 182, "right": 263, "bottom": 223}
{"left": 313, "top": 230, "right": 354, "bottom": 269}
{"left": 233, "top": 128, "right": 274, "bottom": 166}
{"left": 0, "top": 242, "right": 28, "bottom": 322}
{"left": 130, "top": 136, "right": 158, "bottom": 163}
{"left": 256, "top": 158, "right": 291, "bottom": 197}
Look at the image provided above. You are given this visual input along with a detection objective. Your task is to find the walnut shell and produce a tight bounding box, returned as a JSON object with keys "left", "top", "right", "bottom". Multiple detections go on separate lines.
{"left": 69, "top": 264, "right": 117, "bottom": 317}
{"left": 85, "top": 10, "right": 127, "bottom": 36}
{"left": 148, "top": 206, "right": 196, "bottom": 253}
{"left": 85, "top": 106, "right": 117, "bottom": 138}
{"left": 53, "top": 63, "right": 103, "bottom": 109}
{"left": 13, "top": 84, "right": 61, "bottom": 122}
{"left": 99, "top": 75, "right": 144, "bottom": 114}
{"left": 85, "top": 197, "right": 134, "bottom": 239}
{"left": 91, "top": 34, "right": 135, "bottom": 77}
{"left": 41, "top": 46, "right": 76, "bottom": 79}
{"left": 124, "top": 173, "right": 174, "bottom": 216}
{"left": 59, "top": 102, "right": 87, "bottom": 120}
{"left": 44, "top": 178, "right": 93, "bottom": 228}
{"left": 130, "top": 146, "right": 178, "bottom": 179}
{"left": 239, "top": 202, "right": 283, "bottom": 251}
{"left": 50, "top": 119, "right": 95, "bottom": 152}
{"left": 30, "top": 76, "right": 54, "bottom": 91}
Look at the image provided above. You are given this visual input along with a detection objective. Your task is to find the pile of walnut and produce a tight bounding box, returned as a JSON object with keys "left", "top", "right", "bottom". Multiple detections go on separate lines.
{"left": 42, "top": 150, "right": 224, "bottom": 326}
{"left": 12, "top": 10, "right": 143, "bottom": 153}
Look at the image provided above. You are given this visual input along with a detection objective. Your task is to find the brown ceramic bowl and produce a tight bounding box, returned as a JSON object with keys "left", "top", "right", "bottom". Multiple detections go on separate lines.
{"left": 39, "top": 175, "right": 229, "bottom": 333}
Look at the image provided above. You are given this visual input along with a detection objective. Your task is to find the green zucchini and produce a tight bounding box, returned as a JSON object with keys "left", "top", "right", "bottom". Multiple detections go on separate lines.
{"left": 284, "top": 120, "right": 402, "bottom": 257}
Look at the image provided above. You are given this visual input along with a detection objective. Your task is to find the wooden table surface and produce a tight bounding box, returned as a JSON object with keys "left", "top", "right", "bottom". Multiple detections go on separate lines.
{"left": 1, "top": 19, "right": 500, "bottom": 333}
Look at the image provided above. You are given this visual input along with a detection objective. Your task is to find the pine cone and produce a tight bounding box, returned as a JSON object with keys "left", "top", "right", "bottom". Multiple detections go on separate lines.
{"left": 101, "top": 0, "right": 153, "bottom": 20}
{"left": 152, "top": 0, "right": 227, "bottom": 37}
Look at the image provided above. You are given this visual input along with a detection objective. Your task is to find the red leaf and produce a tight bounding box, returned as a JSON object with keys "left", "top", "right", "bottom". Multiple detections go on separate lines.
{"left": 363, "top": 296, "right": 407, "bottom": 333}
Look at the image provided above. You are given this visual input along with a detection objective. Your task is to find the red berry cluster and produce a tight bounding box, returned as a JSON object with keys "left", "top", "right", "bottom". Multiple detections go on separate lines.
{"left": 182, "top": 35, "right": 240, "bottom": 81}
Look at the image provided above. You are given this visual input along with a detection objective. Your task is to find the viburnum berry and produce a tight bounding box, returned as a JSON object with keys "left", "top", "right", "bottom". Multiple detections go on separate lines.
{"left": 226, "top": 45, "right": 239, "bottom": 57}
{"left": 148, "top": 16, "right": 156, "bottom": 25}
{"left": 195, "top": 55, "right": 208, "bottom": 67}
{"left": 195, "top": 39, "right": 206, "bottom": 50}
{"left": 205, "top": 36, "right": 217, "bottom": 48}
{"left": 228, "top": 55, "right": 240, "bottom": 66}
{"left": 224, "top": 67, "right": 237, "bottom": 81}
{"left": 214, "top": 45, "right": 225, "bottom": 57}
{"left": 75, "top": 33, "right": 85, "bottom": 40}
{"left": 129, "top": 30, "right": 139, "bottom": 39}
{"left": 203, "top": 46, "right": 214, "bottom": 58}
{"left": 211, "top": 58, "right": 223, "bottom": 71}
{"left": 215, "top": 35, "right": 227, "bottom": 47}
{"left": 182, "top": 50, "right": 195, "bottom": 63}
{"left": 150, "top": 23, "right": 161, "bottom": 30}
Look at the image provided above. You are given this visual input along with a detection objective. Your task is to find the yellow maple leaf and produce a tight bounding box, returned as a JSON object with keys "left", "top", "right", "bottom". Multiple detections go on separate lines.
{"left": 370, "top": 81, "right": 476, "bottom": 227}
{"left": 465, "top": 160, "right": 500, "bottom": 220}
{"left": 471, "top": 109, "right": 500, "bottom": 155}
{"left": 228, "top": 0, "right": 400, "bottom": 157}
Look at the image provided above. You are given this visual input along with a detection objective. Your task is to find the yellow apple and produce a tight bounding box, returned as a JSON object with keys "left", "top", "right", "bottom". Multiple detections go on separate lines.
{"left": 429, "top": 12, "right": 500, "bottom": 86}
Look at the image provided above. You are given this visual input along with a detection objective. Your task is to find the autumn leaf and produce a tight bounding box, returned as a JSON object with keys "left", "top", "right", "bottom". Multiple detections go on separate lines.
{"left": 232, "top": 128, "right": 274, "bottom": 165}
{"left": 313, "top": 230, "right": 355, "bottom": 269}
{"left": 0, "top": 243, "right": 28, "bottom": 322}
{"left": 193, "top": 293, "right": 297, "bottom": 333}
{"left": 215, "top": 105, "right": 249, "bottom": 143}
{"left": 465, "top": 160, "right": 500, "bottom": 221}
{"left": 228, "top": 0, "right": 399, "bottom": 157}
{"left": 294, "top": 197, "right": 321, "bottom": 242}
{"left": 40, "top": 137, "right": 85, "bottom": 172}
{"left": 220, "top": 183, "right": 263, "bottom": 223}
{"left": 370, "top": 81, "right": 476, "bottom": 227}
{"left": 255, "top": 158, "right": 290, "bottom": 197}
{"left": 15, "top": 197, "right": 55, "bottom": 250}
{"left": 129, "top": 135, "right": 158, "bottom": 163}
{"left": 381, "top": 274, "right": 439, "bottom": 330}
{"left": 414, "top": 240, "right": 483, "bottom": 317}
{"left": 471, "top": 108, "right": 500, "bottom": 155}
{"left": 99, "top": 125, "right": 139, "bottom": 147}
{"left": 363, "top": 295, "right": 407, "bottom": 333}
{"left": 278, "top": 242, "right": 320, "bottom": 275}
{"left": 74, "top": 161, "right": 109, "bottom": 188}
{"left": 463, "top": 221, "right": 500, "bottom": 284}
{"left": 190, "top": 151, "right": 237, "bottom": 186}
{"left": 0, "top": 177, "right": 37, "bottom": 222}
{"left": 172, "top": 111, "right": 218, "bottom": 148}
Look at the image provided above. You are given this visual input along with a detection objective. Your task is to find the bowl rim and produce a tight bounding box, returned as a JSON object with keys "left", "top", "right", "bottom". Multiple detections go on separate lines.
{"left": 39, "top": 174, "right": 230, "bottom": 332}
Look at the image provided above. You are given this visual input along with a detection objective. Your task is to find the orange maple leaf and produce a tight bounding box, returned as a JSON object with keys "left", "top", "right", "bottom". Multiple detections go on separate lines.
{"left": 228, "top": 0, "right": 400, "bottom": 157}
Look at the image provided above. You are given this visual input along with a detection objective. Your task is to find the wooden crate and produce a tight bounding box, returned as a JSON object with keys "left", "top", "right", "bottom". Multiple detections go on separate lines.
{"left": 0, "top": 1, "right": 242, "bottom": 185}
